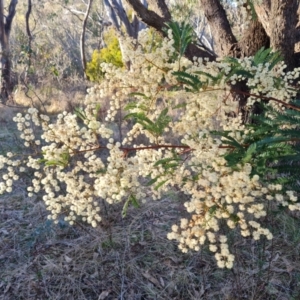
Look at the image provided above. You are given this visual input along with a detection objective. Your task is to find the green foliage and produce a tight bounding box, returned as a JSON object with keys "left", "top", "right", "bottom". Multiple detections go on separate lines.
{"left": 218, "top": 102, "right": 300, "bottom": 192}
{"left": 172, "top": 46, "right": 300, "bottom": 194}
{"left": 165, "top": 21, "right": 194, "bottom": 56}
{"left": 173, "top": 71, "right": 206, "bottom": 92}
{"left": 246, "top": 0, "right": 258, "bottom": 20}
{"left": 122, "top": 194, "right": 139, "bottom": 218}
{"left": 86, "top": 28, "right": 124, "bottom": 82}
{"left": 38, "top": 151, "right": 70, "bottom": 168}
{"left": 74, "top": 107, "right": 87, "bottom": 121}
{"left": 252, "top": 47, "right": 283, "bottom": 69}
{"left": 174, "top": 47, "right": 283, "bottom": 89}
{"left": 164, "top": 21, "right": 194, "bottom": 64}
{"left": 124, "top": 108, "right": 171, "bottom": 140}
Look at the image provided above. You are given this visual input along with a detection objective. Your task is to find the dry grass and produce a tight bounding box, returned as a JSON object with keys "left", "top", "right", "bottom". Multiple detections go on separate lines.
{"left": 1, "top": 106, "right": 300, "bottom": 300}
{"left": 12, "top": 83, "right": 87, "bottom": 115}
{"left": 1, "top": 188, "right": 300, "bottom": 300}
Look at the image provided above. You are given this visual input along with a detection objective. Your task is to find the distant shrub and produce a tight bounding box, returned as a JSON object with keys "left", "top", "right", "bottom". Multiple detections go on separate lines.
{"left": 86, "top": 28, "right": 123, "bottom": 82}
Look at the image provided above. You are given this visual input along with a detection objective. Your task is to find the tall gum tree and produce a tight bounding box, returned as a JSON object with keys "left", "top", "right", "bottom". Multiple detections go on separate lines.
{"left": 0, "top": 0, "right": 18, "bottom": 104}
{"left": 124, "top": 0, "right": 299, "bottom": 69}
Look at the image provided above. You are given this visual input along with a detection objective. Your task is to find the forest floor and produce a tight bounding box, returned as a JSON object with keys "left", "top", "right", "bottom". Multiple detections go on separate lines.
{"left": 0, "top": 102, "right": 300, "bottom": 300}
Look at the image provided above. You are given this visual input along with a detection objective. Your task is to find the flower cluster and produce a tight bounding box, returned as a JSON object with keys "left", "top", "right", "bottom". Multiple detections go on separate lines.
{"left": 1, "top": 27, "right": 300, "bottom": 269}
{"left": 0, "top": 154, "right": 21, "bottom": 193}
{"left": 166, "top": 161, "right": 282, "bottom": 264}
{"left": 94, "top": 143, "right": 146, "bottom": 204}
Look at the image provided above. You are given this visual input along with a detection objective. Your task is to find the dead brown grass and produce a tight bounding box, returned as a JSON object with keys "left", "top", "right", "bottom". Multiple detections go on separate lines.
{"left": 12, "top": 83, "right": 87, "bottom": 115}
{"left": 1, "top": 107, "right": 300, "bottom": 300}
{"left": 1, "top": 187, "right": 300, "bottom": 300}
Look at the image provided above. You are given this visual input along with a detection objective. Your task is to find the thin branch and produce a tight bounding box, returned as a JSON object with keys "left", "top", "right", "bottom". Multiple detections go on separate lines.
{"left": 24, "top": 0, "right": 33, "bottom": 82}
{"left": 71, "top": 144, "right": 190, "bottom": 155}
{"left": 25, "top": 0, "right": 32, "bottom": 38}
{"left": 80, "top": 0, "right": 93, "bottom": 78}
{"left": 5, "top": 0, "right": 18, "bottom": 33}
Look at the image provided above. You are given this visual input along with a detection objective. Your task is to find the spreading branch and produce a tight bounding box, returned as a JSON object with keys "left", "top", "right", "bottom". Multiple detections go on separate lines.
{"left": 124, "top": 0, "right": 216, "bottom": 61}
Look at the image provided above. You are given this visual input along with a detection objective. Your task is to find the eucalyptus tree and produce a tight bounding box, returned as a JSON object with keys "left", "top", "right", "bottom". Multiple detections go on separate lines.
{"left": 122, "top": 0, "right": 299, "bottom": 70}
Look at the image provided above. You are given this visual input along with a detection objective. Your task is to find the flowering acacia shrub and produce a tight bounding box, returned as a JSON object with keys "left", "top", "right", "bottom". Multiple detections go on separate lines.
{"left": 1, "top": 23, "right": 300, "bottom": 269}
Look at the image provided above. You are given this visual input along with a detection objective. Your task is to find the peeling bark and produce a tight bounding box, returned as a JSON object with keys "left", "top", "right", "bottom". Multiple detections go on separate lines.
{"left": 198, "top": 0, "right": 270, "bottom": 59}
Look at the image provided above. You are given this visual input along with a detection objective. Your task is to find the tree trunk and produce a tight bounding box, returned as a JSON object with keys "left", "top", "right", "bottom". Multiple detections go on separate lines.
{"left": 199, "top": 0, "right": 237, "bottom": 57}
{"left": 24, "top": 0, "right": 32, "bottom": 82}
{"left": 0, "top": 0, "right": 18, "bottom": 104}
{"left": 254, "top": 0, "right": 271, "bottom": 36}
{"left": 81, "top": 0, "right": 93, "bottom": 79}
{"left": 237, "top": 19, "right": 270, "bottom": 58}
{"left": 269, "top": 0, "right": 298, "bottom": 70}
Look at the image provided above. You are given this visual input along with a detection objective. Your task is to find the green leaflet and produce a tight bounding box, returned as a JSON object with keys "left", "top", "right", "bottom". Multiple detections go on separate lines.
{"left": 38, "top": 151, "right": 70, "bottom": 168}
{"left": 128, "top": 92, "right": 151, "bottom": 100}
{"left": 154, "top": 179, "right": 169, "bottom": 191}
{"left": 74, "top": 107, "right": 87, "bottom": 121}
{"left": 242, "top": 143, "right": 257, "bottom": 163}
{"left": 208, "top": 205, "right": 217, "bottom": 215}
{"left": 96, "top": 168, "right": 106, "bottom": 174}
{"left": 212, "top": 131, "right": 245, "bottom": 151}
{"left": 122, "top": 194, "right": 139, "bottom": 218}
{"left": 252, "top": 47, "right": 283, "bottom": 70}
{"left": 217, "top": 100, "right": 300, "bottom": 192}
{"left": 164, "top": 21, "right": 194, "bottom": 57}
{"left": 124, "top": 108, "right": 171, "bottom": 137}
{"left": 173, "top": 71, "right": 204, "bottom": 92}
